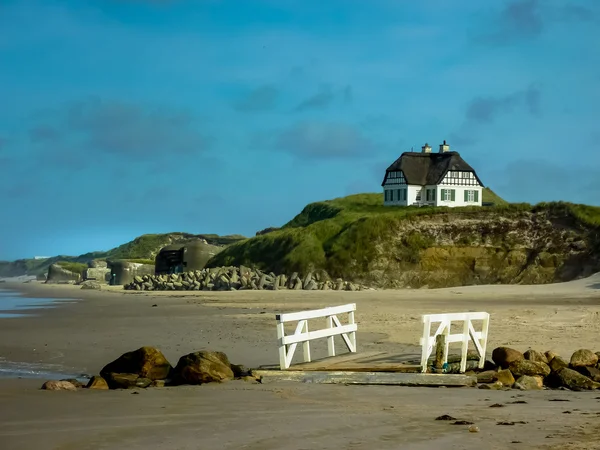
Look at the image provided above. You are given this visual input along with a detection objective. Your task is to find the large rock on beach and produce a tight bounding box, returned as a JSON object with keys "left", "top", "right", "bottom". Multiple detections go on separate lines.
{"left": 496, "top": 369, "right": 515, "bottom": 387}
{"left": 514, "top": 375, "right": 544, "bottom": 391}
{"left": 41, "top": 380, "right": 78, "bottom": 391}
{"left": 554, "top": 368, "right": 600, "bottom": 391}
{"left": 570, "top": 349, "right": 598, "bottom": 368}
{"left": 508, "top": 360, "right": 551, "bottom": 378}
{"left": 104, "top": 373, "right": 152, "bottom": 389}
{"left": 574, "top": 366, "right": 600, "bottom": 382}
{"left": 549, "top": 356, "right": 569, "bottom": 373}
{"left": 173, "top": 350, "right": 234, "bottom": 385}
{"left": 81, "top": 280, "right": 101, "bottom": 290}
{"left": 86, "top": 376, "right": 109, "bottom": 390}
{"left": 523, "top": 349, "right": 548, "bottom": 364}
{"left": 100, "top": 346, "right": 172, "bottom": 381}
{"left": 514, "top": 375, "right": 543, "bottom": 390}
{"left": 492, "top": 347, "right": 524, "bottom": 369}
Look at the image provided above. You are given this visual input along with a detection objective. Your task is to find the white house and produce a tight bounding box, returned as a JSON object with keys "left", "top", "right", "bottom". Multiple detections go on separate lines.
{"left": 381, "top": 141, "right": 484, "bottom": 207}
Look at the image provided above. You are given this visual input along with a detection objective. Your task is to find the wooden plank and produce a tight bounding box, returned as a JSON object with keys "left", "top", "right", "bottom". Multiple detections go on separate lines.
{"left": 291, "top": 363, "right": 422, "bottom": 373}
{"left": 257, "top": 351, "right": 386, "bottom": 371}
{"left": 254, "top": 370, "right": 477, "bottom": 387}
{"left": 292, "top": 351, "right": 386, "bottom": 369}
{"left": 435, "top": 334, "right": 446, "bottom": 371}
{"left": 276, "top": 303, "right": 356, "bottom": 323}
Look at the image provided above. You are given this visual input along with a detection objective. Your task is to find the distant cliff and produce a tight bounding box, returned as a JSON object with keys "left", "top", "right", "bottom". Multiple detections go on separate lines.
{"left": 206, "top": 192, "right": 600, "bottom": 288}
{"left": 0, "top": 233, "right": 246, "bottom": 278}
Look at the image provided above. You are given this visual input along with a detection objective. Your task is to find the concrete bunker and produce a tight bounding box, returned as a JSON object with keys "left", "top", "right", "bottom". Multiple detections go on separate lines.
{"left": 108, "top": 260, "right": 155, "bottom": 285}
{"left": 155, "top": 239, "right": 222, "bottom": 275}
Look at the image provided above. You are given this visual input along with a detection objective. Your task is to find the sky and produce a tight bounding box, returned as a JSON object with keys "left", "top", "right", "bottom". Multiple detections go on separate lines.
{"left": 0, "top": 0, "right": 599, "bottom": 260}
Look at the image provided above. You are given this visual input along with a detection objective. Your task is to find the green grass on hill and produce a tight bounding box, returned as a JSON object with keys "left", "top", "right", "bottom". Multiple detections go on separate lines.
{"left": 122, "top": 258, "right": 155, "bottom": 265}
{"left": 207, "top": 190, "right": 600, "bottom": 278}
{"left": 0, "top": 232, "right": 245, "bottom": 278}
{"left": 56, "top": 261, "right": 88, "bottom": 275}
{"left": 106, "top": 233, "right": 246, "bottom": 260}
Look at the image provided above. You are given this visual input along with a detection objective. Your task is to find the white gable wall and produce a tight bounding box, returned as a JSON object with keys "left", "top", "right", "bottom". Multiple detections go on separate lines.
{"left": 407, "top": 185, "right": 423, "bottom": 205}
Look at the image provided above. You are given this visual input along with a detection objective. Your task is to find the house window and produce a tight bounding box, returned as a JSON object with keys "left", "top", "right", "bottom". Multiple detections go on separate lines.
{"left": 397, "top": 189, "right": 401, "bottom": 201}
{"left": 464, "top": 190, "right": 479, "bottom": 202}
{"left": 390, "top": 190, "right": 394, "bottom": 201}
{"left": 441, "top": 189, "right": 455, "bottom": 201}
{"left": 415, "top": 190, "right": 421, "bottom": 201}
{"left": 462, "top": 172, "right": 470, "bottom": 179}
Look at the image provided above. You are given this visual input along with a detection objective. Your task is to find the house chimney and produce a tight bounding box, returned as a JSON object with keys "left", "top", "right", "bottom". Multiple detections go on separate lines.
{"left": 439, "top": 140, "right": 450, "bottom": 153}
{"left": 421, "top": 143, "right": 432, "bottom": 153}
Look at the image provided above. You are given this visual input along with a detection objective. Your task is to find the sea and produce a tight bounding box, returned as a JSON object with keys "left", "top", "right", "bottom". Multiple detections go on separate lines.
{"left": 0, "top": 287, "right": 89, "bottom": 380}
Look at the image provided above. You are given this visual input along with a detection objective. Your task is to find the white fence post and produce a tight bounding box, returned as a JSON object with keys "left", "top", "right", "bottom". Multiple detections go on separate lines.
{"left": 419, "top": 312, "right": 490, "bottom": 373}
{"left": 326, "top": 315, "right": 335, "bottom": 357}
{"left": 275, "top": 303, "right": 357, "bottom": 370}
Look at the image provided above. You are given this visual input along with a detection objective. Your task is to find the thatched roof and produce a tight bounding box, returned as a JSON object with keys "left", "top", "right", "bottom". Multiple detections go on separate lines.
{"left": 381, "top": 151, "right": 484, "bottom": 187}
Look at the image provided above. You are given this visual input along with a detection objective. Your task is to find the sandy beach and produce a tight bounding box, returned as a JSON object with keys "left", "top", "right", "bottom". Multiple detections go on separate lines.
{"left": 1, "top": 277, "right": 600, "bottom": 449}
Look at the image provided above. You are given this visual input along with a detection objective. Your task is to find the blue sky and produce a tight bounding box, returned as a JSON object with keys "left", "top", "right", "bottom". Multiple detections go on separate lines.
{"left": 0, "top": 0, "right": 599, "bottom": 260}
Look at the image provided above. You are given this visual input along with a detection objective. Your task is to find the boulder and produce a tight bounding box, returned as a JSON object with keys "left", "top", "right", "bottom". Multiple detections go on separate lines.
{"left": 514, "top": 375, "right": 543, "bottom": 390}
{"left": 173, "top": 351, "right": 234, "bottom": 385}
{"left": 574, "top": 366, "right": 600, "bottom": 382}
{"left": 570, "top": 349, "right": 598, "bottom": 368}
{"left": 86, "top": 376, "right": 109, "bottom": 390}
{"left": 476, "top": 370, "right": 498, "bottom": 383}
{"left": 230, "top": 364, "right": 251, "bottom": 378}
{"left": 492, "top": 347, "right": 524, "bottom": 369}
{"left": 105, "top": 373, "right": 152, "bottom": 389}
{"left": 508, "top": 360, "right": 551, "bottom": 378}
{"left": 555, "top": 368, "right": 600, "bottom": 391}
{"left": 549, "top": 355, "right": 569, "bottom": 373}
{"left": 81, "top": 280, "right": 101, "bottom": 290}
{"left": 545, "top": 351, "right": 559, "bottom": 362}
{"left": 523, "top": 349, "right": 548, "bottom": 364}
{"left": 496, "top": 369, "right": 515, "bottom": 387}
{"left": 41, "top": 380, "right": 77, "bottom": 391}
{"left": 61, "top": 378, "right": 85, "bottom": 389}
{"left": 100, "top": 346, "right": 172, "bottom": 381}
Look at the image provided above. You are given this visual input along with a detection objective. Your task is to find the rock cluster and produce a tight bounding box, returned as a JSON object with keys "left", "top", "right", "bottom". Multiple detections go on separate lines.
{"left": 474, "top": 347, "right": 600, "bottom": 391}
{"left": 40, "top": 346, "right": 257, "bottom": 392}
{"left": 123, "top": 266, "right": 370, "bottom": 292}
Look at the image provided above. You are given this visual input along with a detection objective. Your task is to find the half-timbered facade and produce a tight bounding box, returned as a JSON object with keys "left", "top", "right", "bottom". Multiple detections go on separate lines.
{"left": 381, "top": 141, "right": 484, "bottom": 207}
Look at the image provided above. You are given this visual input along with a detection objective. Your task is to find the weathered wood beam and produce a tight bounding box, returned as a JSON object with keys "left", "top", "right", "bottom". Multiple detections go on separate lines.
{"left": 435, "top": 334, "right": 446, "bottom": 372}
{"left": 253, "top": 370, "right": 477, "bottom": 387}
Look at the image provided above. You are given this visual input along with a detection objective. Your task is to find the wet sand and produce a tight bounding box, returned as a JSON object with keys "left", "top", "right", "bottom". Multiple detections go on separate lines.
{"left": 1, "top": 277, "right": 600, "bottom": 449}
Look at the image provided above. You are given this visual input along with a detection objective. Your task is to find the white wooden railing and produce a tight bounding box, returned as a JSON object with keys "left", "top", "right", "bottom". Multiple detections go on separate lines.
{"left": 420, "top": 312, "right": 490, "bottom": 373}
{"left": 275, "top": 303, "right": 357, "bottom": 370}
